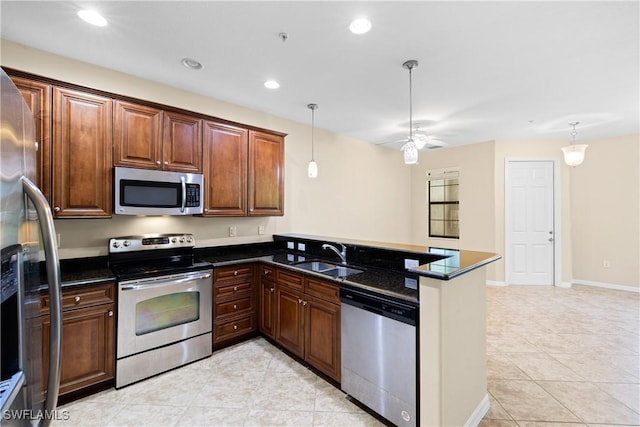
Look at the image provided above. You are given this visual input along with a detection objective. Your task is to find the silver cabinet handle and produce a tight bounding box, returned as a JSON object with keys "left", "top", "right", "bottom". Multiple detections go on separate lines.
{"left": 121, "top": 272, "right": 212, "bottom": 290}
{"left": 108, "top": 310, "right": 114, "bottom": 317}
{"left": 233, "top": 286, "right": 238, "bottom": 292}
{"left": 233, "top": 270, "right": 238, "bottom": 276}
{"left": 74, "top": 296, "right": 80, "bottom": 303}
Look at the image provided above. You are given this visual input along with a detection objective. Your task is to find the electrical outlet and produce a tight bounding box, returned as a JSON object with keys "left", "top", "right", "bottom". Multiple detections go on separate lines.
{"left": 404, "top": 259, "right": 419, "bottom": 269}
{"left": 258, "top": 225, "right": 265, "bottom": 235}
{"left": 603, "top": 260, "right": 611, "bottom": 268}
{"left": 229, "top": 226, "right": 236, "bottom": 237}
{"left": 287, "top": 241, "right": 294, "bottom": 250}
{"left": 297, "top": 242, "right": 306, "bottom": 251}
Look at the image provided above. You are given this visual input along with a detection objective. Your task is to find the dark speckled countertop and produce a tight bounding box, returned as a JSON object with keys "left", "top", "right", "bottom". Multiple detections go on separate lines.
{"left": 48, "top": 235, "right": 499, "bottom": 305}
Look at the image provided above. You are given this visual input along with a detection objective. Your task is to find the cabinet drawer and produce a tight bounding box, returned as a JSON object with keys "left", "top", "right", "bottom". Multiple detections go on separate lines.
{"left": 305, "top": 277, "right": 340, "bottom": 304}
{"left": 213, "top": 281, "right": 252, "bottom": 299}
{"left": 214, "top": 265, "right": 253, "bottom": 283}
{"left": 260, "top": 265, "right": 275, "bottom": 281}
{"left": 41, "top": 282, "right": 115, "bottom": 314}
{"left": 276, "top": 269, "right": 303, "bottom": 290}
{"left": 215, "top": 295, "right": 253, "bottom": 319}
{"left": 214, "top": 314, "right": 255, "bottom": 343}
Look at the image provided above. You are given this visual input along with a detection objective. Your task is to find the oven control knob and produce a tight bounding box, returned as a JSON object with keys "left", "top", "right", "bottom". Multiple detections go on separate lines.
{"left": 179, "top": 237, "right": 185, "bottom": 243}
{"left": 171, "top": 238, "right": 177, "bottom": 243}
{"left": 112, "top": 241, "right": 121, "bottom": 249}
{"left": 123, "top": 240, "right": 130, "bottom": 247}
{"left": 186, "top": 236, "right": 193, "bottom": 243}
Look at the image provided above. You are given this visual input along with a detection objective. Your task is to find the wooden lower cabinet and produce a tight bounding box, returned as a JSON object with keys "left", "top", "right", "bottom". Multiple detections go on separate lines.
{"left": 258, "top": 266, "right": 276, "bottom": 339}
{"left": 41, "top": 283, "right": 115, "bottom": 400}
{"left": 213, "top": 264, "right": 257, "bottom": 347}
{"left": 273, "top": 267, "right": 341, "bottom": 382}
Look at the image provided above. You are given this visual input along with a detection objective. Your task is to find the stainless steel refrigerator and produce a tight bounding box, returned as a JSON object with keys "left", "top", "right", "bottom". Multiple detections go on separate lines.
{"left": 1, "top": 68, "right": 62, "bottom": 426}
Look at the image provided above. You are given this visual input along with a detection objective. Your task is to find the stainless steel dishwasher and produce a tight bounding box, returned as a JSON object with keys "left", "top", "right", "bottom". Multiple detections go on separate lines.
{"left": 341, "top": 286, "right": 418, "bottom": 427}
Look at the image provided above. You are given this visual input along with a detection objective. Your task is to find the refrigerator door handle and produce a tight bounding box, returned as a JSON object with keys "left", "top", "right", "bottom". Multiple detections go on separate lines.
{"left": 22, "top": 177, "right": 62, "bottom": 427}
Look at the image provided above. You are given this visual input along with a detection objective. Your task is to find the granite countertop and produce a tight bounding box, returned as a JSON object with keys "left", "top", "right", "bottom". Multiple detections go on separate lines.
{"left": 46, "top": 235, "right": 500, "bottom": 304}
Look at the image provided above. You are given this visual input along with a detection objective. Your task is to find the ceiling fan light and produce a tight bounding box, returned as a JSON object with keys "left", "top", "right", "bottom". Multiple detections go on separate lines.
{"left": 403, "top": 140, "right": 418, "bottom": 164}
{"left": 77, "top": 9, "right": 108, "bottom": 27}
{"left": 561, "top": 144, "right": 588, "bottom": 166}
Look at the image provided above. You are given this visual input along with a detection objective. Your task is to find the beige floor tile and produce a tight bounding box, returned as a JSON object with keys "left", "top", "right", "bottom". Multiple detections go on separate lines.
{"left": 516, "top": 422, "right": 587, "bottom": 427}
{"left": 314, "top": 379, "right": 361, "bottom": 413}
{"left": 595, "top": 382, "right": 640, "bottom": 413}
{"left": 484, "top": 393, "right": 513, "bottom": 420}
{"left": 52, "top": 401, "right": 126, "bottom": 426}
{"left": 487, "top": 353, "right": 531, "bottom": 380}
{"left": 504, "top": 353, "right": 584, "bottom": 381}
{"left": 312, "top": 411, "right": 386, "bottom": 426}
{"left": 538, "top": 381, "right": 640, "bottom": 425}
{"left": 176, "top": 406, "right": 248, "bottom": 426}
{"left": 244, "top": 409, "right": 314, "bottom": 426}
{"left": 488, "top": 380, "right": 581, "bottom": 422}
{"left": 104, "top": 404, "right": 187, "bottom": 426}
{"left": 549, "top": 353, "right": 639, "bottom": 383}
{"left": 477, "top": 419, "right": 519, "bottom": 427}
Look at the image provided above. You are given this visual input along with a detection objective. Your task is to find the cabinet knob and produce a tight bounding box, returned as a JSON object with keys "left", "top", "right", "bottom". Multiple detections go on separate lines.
{"left": 164, "top": 161, "right": 169, "bottom": 165}
{"left": 270, "top": 287, "right": 274, "bottom": 293}
{"left": 233, "top": 304, "right": 237, "bottom": 310}
{"left": 74, "top": 296, "right": 80, "bottom": 303}
{"left": 233, "top": 271, "right": 238, "bottom": 276}
{"left": 233, "top": 324, "right": 238, "bottom": 330}
{"left": 263, "top": 270, "right": 270, "bottom": 275}
{"left": 233, "top": 286, "right": 238, "bottom": 292}
{"left": 302, "top": 301, "right": 308, "bottom": 306}
{"left": 156, "top": 161, "right": 161, "bottom": 165}
{"left": 54, "top": 206, "right": 61, "bottom": 212}
{"left": 108, "top": 310, "right": 114, "bottom": 317}
{"left": 298, "top": 298, "right": 303, "bottom": 304}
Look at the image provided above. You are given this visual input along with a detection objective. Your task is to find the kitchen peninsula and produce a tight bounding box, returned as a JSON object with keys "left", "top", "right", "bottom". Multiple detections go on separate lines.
{"left": 47, "top": 233, "right": 499, "bottom": 426}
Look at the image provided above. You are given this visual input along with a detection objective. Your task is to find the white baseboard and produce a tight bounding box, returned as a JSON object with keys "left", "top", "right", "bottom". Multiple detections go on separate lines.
{"left": 572, "top": 279, "right": 640, "bottom": 293}
{"left": 465, "top": 393, "right": 490, "bottom": 427}
{"left": 486, "top": 280, "right": 506, "bottom": 286}
{"left": 556, "top": 281, "right": 572, "bottom": 288}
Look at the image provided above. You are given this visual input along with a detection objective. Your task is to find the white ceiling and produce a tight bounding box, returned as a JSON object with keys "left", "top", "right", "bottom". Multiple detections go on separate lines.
{"left": 1, "top": 1, "right": 638, "bottom": 150}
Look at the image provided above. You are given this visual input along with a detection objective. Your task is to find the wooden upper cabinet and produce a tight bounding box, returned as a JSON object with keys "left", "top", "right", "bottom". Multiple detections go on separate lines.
{"left": 114, "top": 102, "right": 202, "bottom": 173}
{"left": 113, "top": 100, "right": 162, "bottom": 169}
{"left": 52, "top": 87, "right": 112, "bottom": 218}
{"left": 202, "top": 121, "right": 248, "bottom": 216}
{"left": 11, "top": 76, "right": 52, "bottom": 202}
{"left": 162, "top": 111, "right": 203, "bottom": 173}
{"left": 248, "top": 130, "right": 284, "bottom": 216}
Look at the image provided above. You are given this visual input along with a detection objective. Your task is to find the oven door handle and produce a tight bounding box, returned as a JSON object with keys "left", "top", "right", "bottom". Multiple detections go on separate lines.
{"left": 121, "top": 272, "right": 212, "bottom": 290}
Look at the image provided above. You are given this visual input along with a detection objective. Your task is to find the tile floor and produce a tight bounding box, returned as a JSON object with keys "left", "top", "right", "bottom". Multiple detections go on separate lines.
{"left": 53, "top": 284, "right": 639, "bottom": 427}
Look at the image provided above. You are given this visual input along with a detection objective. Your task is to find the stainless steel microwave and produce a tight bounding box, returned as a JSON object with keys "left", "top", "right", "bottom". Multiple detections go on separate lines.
{"left": 114, "top": 167, "right": 204, "bottom": 215}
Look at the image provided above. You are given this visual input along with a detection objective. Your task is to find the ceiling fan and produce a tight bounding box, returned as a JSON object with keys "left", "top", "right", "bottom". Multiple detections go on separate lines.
{"left": 380, "top": 125, "right": 448, "bottom": 150}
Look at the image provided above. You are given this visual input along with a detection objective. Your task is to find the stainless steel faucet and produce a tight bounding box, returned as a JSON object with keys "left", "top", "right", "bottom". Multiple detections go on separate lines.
{"left": 322, "top": 243, "right": 348, "bottom": 264}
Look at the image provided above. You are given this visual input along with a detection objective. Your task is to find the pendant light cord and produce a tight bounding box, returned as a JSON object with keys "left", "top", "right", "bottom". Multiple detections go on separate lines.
{"left": 311, "top": 108, "right": 315, "bottom": 160}
{"left": 409, "top": 66, "right": 413, "bottom": 141}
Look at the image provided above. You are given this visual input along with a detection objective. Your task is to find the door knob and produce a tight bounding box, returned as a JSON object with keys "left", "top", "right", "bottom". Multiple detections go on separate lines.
{"left": 548, "top": 237, "right": 554, "bottom": 242}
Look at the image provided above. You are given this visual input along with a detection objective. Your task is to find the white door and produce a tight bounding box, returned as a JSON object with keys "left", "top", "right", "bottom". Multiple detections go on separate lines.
{"left": 506, "top": 160, "right": 555, "bottom": 285}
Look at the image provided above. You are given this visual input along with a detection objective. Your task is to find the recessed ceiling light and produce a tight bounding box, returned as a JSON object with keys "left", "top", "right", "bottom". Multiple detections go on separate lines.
{"left": 77, "top": 9, "right": 108, "bottom": 27}
{"left": 181, "top": 58, "right": 203, "bottom": 70}
{"left": 264, "top": 80, "right": 280, "bottom": 89}
{"left": 349, "top": 17, "right": 372, "bottom": 34}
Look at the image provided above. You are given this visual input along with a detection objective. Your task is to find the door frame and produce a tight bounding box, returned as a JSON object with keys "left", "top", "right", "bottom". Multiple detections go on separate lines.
{"left": 504, "top": 158, "right": 562, "bottom": 286}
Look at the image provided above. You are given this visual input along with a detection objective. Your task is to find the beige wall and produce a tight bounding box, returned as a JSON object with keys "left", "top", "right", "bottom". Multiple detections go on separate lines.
{"left": 410, "top": 136, "right": 639, "bottom": 288}
{"left": 1, "top": 40, "right": 412, "bottom": 258}
{"left": 570, "top": 135, "right": 640, "bottom": 288}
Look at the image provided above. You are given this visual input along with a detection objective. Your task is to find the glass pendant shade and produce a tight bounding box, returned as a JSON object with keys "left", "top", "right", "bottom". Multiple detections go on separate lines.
{"left": 561, "top": 144, "right": 588, "bottom": 166}
{"left": 307, "top": 160, "right": 318, "bottom": 178}
{"left": 403, "top": 140, "right": 418, "bottom": 164}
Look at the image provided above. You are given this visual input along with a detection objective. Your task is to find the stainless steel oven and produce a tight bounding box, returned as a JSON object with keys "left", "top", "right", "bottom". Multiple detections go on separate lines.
{"left": 109, "top": 234, "right": 213, "bottom": 388}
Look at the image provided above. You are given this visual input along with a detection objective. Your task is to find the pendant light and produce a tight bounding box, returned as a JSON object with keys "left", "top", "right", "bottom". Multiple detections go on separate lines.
{"left": 561, "top": 122, "right": 588, "bottom": 166}
{"left": 307, "top": 103, "right": 318, "bottom": 178}
{"left": 401, "top": 60, "right": 419, "bottom": 165}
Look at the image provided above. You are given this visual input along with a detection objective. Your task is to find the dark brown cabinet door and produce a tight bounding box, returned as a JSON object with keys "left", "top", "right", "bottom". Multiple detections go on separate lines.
{"left": 12, "top": 76, "right": 52, "bottom": 202}
{"left": 259, "top": 272, "right": 276, "bottom": 339}
{"left": 162, "top": 111, "right": 202, "bottom": 173}
{"left": 304, "top": 294, "right": 341, "bottom": 382}
{"left": 42, "top": 303, "right": 115, "bottom": 398}
{"left": 248, "top": 130, "right": 284, "bottom": 216}
{"left": 113, "top": 100, "right": 162, "bottom": 169}
{"left": 202, "top": 121, "right": 248, "bottom": 216}
{"left": 275, "top": 285, "right": 304, "bottom": 358}
{"left": 52, "top": 87, "right": 112, "bottom": 217}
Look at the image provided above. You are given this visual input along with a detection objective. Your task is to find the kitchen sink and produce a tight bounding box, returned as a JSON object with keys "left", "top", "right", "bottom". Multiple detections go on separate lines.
{"left": 293, "top": 260, "right": 364, "bottom": 277}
